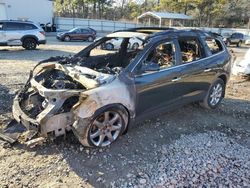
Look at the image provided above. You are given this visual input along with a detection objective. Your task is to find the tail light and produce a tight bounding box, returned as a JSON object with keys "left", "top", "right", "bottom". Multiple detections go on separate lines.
{"left": 40, "top": 31, "right": 46, "bottom": 36}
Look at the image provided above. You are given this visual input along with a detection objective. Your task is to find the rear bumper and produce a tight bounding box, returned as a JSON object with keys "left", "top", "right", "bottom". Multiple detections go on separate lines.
{"left": 38, "top": 40, "right": 46, "bottom": 45}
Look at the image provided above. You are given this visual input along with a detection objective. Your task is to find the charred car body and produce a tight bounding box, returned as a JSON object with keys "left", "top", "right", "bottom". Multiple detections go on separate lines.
{"left": 11, "top": 28, "right": 232, "bottom": 147}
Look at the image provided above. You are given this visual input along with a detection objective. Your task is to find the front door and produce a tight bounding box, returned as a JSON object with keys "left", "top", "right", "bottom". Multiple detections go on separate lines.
{"left": 134, "top": 39, "right": 184, "bottom": 117}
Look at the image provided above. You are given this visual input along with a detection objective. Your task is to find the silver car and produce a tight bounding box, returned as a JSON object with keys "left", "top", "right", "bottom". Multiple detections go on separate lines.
{"left": 0, "top": 20, "right": 46, "bottom": 50}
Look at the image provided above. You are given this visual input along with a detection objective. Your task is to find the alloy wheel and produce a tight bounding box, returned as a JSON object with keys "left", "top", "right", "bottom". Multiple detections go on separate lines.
{"left": 89, "top": 111, "right": 123, "bottom": 147}
{"left": 209, "top": 83, "right": 223, "bottom": 106}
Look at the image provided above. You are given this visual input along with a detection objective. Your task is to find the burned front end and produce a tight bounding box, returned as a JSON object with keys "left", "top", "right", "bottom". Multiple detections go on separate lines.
{"left": 12, "top": 63, "right": 115, "bottom": 142}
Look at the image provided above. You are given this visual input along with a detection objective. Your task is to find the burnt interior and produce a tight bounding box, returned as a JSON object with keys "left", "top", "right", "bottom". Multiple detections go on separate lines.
{"left": 35, "top": 69, "right": 86, "bottom": 90}
{"left": 69, "top": 37, "right": 144, "bottom": 74}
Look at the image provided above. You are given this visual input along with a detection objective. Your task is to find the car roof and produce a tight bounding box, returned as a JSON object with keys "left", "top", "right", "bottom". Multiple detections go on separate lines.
{"left": 0, "top": 20, "right": 34, "bottom": 23}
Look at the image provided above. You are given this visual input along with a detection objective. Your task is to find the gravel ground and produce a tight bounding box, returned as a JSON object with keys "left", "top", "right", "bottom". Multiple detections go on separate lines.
{"left": 122, "top": 131, "right": 250, "bottom": 187}
{"left": 0, "top": 40, "right": 249, "bottom": 187}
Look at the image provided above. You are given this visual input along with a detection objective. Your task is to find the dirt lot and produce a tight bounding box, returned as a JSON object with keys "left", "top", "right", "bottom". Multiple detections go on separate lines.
{"left": 0, "top": 37, "right": 249, "bottom": 187}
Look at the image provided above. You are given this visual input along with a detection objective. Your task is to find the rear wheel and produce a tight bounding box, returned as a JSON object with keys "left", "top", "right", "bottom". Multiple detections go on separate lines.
{"left": 87, "top": 36, "right": 94, "bottom": 42}
{"left": 200, "top": 78, "right": 225, "bottom": 109}
{"left": 237, "top": 41, "right": 242, "bottom": 47}
{"left": 22, "top": 38, "right": 37, "bottom": 50}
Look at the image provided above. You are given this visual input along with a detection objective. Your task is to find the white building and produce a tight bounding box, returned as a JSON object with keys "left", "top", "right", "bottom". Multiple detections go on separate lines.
{"left": 0, "top": 0, "right": 53, "bottom": 24}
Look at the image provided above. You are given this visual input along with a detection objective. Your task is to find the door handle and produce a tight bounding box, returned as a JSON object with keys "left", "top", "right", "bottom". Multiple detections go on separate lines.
{"left": 204, "top": 68, "right": 212, "bottom": 72}
{"left": 171, "top": 77, "right": 181, "bottom": 82}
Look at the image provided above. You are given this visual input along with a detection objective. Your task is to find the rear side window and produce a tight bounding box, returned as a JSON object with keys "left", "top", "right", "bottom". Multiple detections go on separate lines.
{"left": 23, "top": 23, "right": 37, "bottom": 30}
{"left": 178, "top": 38, "right": 205, "bottom": 63}
{"left": 81, "top": 29, "right": 89, "bottom": 34}
{"left": 5, "top": 22, "right": 37, "bottom": 30}
{"left": 205, "top": 38, "right": 224, "bottom": 55}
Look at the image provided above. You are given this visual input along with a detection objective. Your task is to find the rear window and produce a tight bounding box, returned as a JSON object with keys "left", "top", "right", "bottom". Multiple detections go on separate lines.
{"left": 5, "top": 22, "right": 37, "bottom": 30}
{"left": 205, "top": 38, "right": 224, "bottom": 55}
{"left": 178, "top": 38, "right": 205, "bottom": 63}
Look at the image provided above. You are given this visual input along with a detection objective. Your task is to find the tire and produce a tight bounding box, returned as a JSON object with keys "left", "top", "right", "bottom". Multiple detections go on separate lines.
{"left": 237, "top": 41, "right": 242, "bottom": 47}
{"left": 105, "top": 43, "right": 114, "bottom": 50}
{"left": 74, "top": 106, "right": 129, "bottom": 147}
{"left": 132, "top": 42, "right": 139, "bottom": 50}
{"left": 200, "top": 78, "right": 225, "bottom": 109}
{"left": 22, "top": 38, "right": 37, "bottom": 50}
{"left": 87, "top": 36, "right": 94, "bottom": 42}
{"left": 64, "top": 35, "right": 71, "bottom": 42}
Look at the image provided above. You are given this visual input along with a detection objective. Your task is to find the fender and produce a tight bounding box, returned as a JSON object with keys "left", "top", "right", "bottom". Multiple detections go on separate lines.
{"left": 21, "top": 35, "right": 39, "bottom": 43}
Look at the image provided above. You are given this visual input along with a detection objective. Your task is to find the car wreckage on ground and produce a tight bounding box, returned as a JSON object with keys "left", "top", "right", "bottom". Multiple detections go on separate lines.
{"left": 1, "top": 28, "right": 232, "bottom": 147}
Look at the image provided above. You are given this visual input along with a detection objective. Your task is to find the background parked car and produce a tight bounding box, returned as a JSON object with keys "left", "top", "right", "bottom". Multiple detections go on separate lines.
{"left": 0, "top": 20, "right": 46, "bottom": 50}
{"left": 223, "top": 32, "right": 245, "bottom": 47}
{"left": 103, "top": 36, "right": 145, "bottom": 50}
{"left": 56, "top": 27, "right": 96, "bottom": 42}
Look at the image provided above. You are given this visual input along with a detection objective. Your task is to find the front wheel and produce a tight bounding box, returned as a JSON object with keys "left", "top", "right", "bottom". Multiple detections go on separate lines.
{"left": 200, "top": 78, "right": 225, "bottom": 109}
{"left": 74, "top": 106, "right": 128, "bottom": 147}
{"left": 64, "top": 35, "right": 71, "bottom": 42}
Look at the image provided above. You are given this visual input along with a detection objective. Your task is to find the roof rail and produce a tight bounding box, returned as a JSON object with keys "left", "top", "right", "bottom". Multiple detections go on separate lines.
{"left": 114, "top": 27, "right": 176, "bottom": 34}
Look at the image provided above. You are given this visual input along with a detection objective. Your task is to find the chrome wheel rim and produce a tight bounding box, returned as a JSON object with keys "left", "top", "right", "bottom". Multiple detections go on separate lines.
{"left": 209, "top": 83, "right": 223, "bottom": 106}
{"left": 90, "top": 111, "right": 122, "bottom": 147}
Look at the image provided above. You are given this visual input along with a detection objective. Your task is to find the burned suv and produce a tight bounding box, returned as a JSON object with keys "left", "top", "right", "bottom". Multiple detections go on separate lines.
{"left": 12, "top": 28, "right": 232, "bottom": 147}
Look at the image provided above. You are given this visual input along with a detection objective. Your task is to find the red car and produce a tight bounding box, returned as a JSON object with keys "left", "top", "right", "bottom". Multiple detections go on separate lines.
{"left": 56, "top": 27, "right": 96, "bottom": 42}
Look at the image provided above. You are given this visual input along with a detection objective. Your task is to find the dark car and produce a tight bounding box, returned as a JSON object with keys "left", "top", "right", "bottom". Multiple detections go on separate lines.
{"left": 56, "top": 27, "right": 96, "bottom": 42}
{"left": 224, "top": 32, "right": 245, "bottom": 47}
{"left": 12, "top": 28, "right": 232, "bottom": 147}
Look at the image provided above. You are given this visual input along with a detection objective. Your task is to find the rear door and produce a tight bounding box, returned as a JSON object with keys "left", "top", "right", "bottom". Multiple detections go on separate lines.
{"left": 80, "top": 29, "right": 90, "bottom": 40}
{"left": 4, "top": 22, "right": 24, "bottom": 45}
{"left": 174, "top": 36, "right": 210, "bottom": 101}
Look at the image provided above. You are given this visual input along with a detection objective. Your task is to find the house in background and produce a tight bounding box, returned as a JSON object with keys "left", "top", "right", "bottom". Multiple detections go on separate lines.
{"left": 0, "top": 0, "right": 53, "bottom": 24}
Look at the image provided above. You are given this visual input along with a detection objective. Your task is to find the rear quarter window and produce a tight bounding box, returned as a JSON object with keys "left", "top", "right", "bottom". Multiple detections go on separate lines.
{"left": 23, "top": 23, "right": 38, "bottom": 30}
{"left": 205, "top": 38, "right": 224, "bottom": 55}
